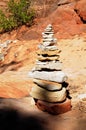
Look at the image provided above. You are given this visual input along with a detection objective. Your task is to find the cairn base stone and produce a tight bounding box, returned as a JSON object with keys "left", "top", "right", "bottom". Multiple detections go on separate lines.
{"left": 35, "top": 98, "right": 71, "bottom": 115}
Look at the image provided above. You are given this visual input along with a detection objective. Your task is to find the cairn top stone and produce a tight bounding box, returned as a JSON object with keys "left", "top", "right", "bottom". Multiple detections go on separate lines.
{"left": 47, "top": 24, "right": 52, "bottom": 28}
{"left": 40, "top": 24, "right": 58, "bottom": 48}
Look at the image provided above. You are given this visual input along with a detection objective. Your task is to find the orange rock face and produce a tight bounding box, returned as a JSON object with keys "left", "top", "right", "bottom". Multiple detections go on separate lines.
{"left": 15, "top": 1, "right": 86, "bottom": 40}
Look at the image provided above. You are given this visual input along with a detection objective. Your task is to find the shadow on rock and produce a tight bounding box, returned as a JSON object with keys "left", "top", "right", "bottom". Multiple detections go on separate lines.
{"left": 0, "top": 98, "right": 47, "bottom": 130}
{"left": 0, "top": 107, "right": 46, "bottom": 130}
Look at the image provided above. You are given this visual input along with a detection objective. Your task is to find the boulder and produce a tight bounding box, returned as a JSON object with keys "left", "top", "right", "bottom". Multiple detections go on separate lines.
{"left": 42, "top": 41, "right": 55, "bottom": 46}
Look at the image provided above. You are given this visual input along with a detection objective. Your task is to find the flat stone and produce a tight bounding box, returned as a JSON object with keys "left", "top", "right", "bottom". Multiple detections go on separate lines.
{"left": 42, "top": 32, "right": 54, "bottom": 36}
{"left": 35, "top": 61, "right": 62, "bottom": 70}
{"left": 44, "top": 31, "right": 54, "bottom": 34}
{"left": 28, "top": 70, "right": 68, "bottom": 83}
{"left": 42, "top": 41, "right": 54, "bottom": 46}
{"left": 35, "top": 98, "right": 71, "bottom": 115}
{"left": 43, "top": 38, "right": 54, "bottom": 42}
{"left": 33, "top": 79, "right": 62, "bottom": 91}
{"left": 42, "top": 34, "right": 54, "bottom": 39}
{"left": 44, "top": 28, "right": 52, "bottom": 32}
{"left": 36, "top": 49, "right": 61, "bottom": 56}
{"left": 30, "top": 85, "right": 66, "bottom": 102}
{"left": 37, "top": 55, "right": 60, "bottom": 61}
{"left": 42, "top": 38, "right": 57, "bottom": 45}
{"left": 38, "top": 44, "right": 58, "bottom": 50}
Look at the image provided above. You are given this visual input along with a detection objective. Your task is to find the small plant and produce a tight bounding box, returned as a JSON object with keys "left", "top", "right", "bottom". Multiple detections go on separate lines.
{"left": 0, "top": 0, "right": 35, "bottom": 33}
{"left": 0, "top": 10, "right": 17, "bottom": 32}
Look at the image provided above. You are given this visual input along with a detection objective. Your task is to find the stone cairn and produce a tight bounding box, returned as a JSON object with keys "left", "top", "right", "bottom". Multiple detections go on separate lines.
{"left": 28, "top": 24, "right": 71, "bottom": 115}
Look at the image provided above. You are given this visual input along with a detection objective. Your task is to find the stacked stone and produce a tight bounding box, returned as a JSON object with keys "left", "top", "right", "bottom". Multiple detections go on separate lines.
{"left": 29, "top": 24, "right": 71, "bottom": 115}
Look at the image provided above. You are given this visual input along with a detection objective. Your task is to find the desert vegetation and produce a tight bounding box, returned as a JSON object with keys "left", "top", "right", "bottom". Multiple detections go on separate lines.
{"left": 0, "top": 0, "right": 35, "bottom": 33}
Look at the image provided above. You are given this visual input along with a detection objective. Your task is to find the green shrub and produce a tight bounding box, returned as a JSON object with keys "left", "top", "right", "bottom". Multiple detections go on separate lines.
{"left": 0, "top": 0, "right": 35, "bottom": 33}
{"left": 0, "top": 10, "right": 17, "bottom": 32}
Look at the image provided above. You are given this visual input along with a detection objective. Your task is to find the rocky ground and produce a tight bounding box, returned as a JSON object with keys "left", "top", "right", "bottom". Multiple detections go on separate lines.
{"left": 0, "top": 35, "right": 86, "bottom": 130}
{"left": 0, "top": 0, "right": 86, "bottom": 129}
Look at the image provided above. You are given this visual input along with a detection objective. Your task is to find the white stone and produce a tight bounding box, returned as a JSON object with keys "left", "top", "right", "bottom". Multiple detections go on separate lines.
{"left": 35, "top": 61, "right": 62, "bottom": 70}
{"left": 38, "top": 44, "right": 58, "bottom": 50}
{"left": 28, "top": 70, "right": 68, "bottom": 83}
{"left": 43, "top": 41, "right": 52, "bottom": 46}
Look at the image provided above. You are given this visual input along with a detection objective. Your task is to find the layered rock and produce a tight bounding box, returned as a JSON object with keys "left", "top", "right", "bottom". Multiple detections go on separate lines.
{"left": 28, "top": 24, "right": 71, "bottom": 114}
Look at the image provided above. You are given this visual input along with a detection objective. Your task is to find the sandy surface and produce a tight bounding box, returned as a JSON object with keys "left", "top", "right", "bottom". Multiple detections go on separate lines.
{"left": 0, "top": 35, "right": 86, "bottom": 129}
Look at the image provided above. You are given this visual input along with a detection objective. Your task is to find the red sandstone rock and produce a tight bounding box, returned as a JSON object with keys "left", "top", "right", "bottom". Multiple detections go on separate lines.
{"left": 35, "top": 98, "right": 71, "bottom": 115}
{"left": 20, "top": 3, "right": 85, "bottom": 40}
{"left": 75, "top": 0, "right": 86, "bottom": 21}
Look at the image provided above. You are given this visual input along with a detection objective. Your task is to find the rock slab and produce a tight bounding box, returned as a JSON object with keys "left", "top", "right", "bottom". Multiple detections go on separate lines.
{"left": 35, "top": 98, "right": 71, "bottom": 115}
{"left": 33, "top": 79, "right": 62, "bottom": 90}
{"left": 29, "top": 71, "right": 68, "bottom": 83}
{"left": 30, "top": 85, "right": 66, "bottom": 102}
